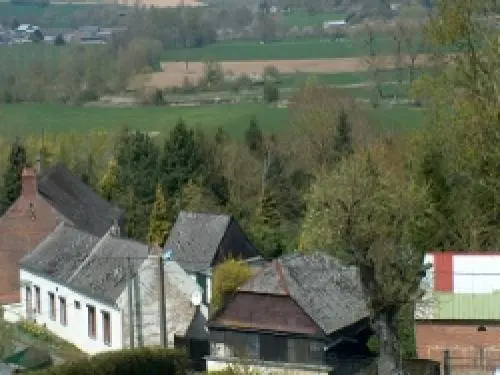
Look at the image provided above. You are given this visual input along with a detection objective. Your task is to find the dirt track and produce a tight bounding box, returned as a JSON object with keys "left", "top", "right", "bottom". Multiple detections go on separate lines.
{"left": 146, "top": 54, "right": 430, "bottom": 88}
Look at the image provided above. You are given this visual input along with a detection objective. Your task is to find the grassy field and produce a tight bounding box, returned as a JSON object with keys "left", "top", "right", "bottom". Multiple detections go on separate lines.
{"left": 161, "top": 35, "right": 400, "bottom": 61}
{"left": 0, "top": 2, "right": 125, "bottom": 28}
{"left": 281, "top": 11, "right": 346, "bottom": 28}
{"left": 0, "top": 102, "right": 424, "bottom": 138}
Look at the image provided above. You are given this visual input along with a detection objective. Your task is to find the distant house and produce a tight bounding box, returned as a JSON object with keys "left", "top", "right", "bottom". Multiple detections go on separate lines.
{"left": 0, "top": 164, "right": 124, "bottom": 304}
{"left": 207, "top": 252, "right": 373, "bottom": 375}
{"left": 322, "top": 20, "right": 347, "bottom": 30}
{"left": 416, "top": 252, "right": 500, "bottom": 372}
{"left": 72, "top": 26, "right": 106, "bottom": 45}
{"left": 163, "top": 211, "right": 259, "bottom": 305}
{"left": 19, "top": 223, "right": 207, "bottom": 354}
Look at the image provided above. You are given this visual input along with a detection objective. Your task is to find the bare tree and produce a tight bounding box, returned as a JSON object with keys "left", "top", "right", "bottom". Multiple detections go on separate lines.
{"left": 364, "top": 25, "right": 383, "bottom": 107}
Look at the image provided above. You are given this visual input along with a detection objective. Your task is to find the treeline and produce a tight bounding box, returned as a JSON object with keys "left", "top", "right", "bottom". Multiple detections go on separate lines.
{"left": 0, "top": 7, "right": 217, "bottom": 104}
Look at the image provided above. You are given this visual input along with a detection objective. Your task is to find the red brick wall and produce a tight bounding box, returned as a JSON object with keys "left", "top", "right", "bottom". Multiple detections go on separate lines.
{"left": 0, "top": 195, "right": 61, "bottom": 303}
{"left": 416, "top": 322, "right": 500, "bottom": 371}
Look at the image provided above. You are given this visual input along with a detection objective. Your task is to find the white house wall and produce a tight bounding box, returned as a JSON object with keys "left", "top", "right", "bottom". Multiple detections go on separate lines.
{"left": 20, "top": 269, "right": 123, "bottom": 355}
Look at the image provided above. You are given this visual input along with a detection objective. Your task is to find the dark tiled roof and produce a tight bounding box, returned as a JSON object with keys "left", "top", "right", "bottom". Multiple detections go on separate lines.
{"left": 20, "top": 223, "right": 100, "bottom": 281}
{"left": 69, "top": 235, "right": 148, "bottom": 302}
{"left": 239, "top": 252, "right": 369, "bottom": 335}
{"left": 37, "top": 164, "right": 123, "bottom": 237}
{"left": 20, "top": 224, "right": 148, "bottom": 303}
{"left": 164, "top": 211, "right": 231, "bottom": 272}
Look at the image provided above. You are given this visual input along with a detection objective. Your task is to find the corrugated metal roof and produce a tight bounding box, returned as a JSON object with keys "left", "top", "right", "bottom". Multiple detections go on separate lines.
{"left": 421, "top": 292, "right": 500, "bottom": 320}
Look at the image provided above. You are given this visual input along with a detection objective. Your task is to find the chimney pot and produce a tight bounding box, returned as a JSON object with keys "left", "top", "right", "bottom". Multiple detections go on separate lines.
{"left": 21, "top": 167, "right": 37, "bottom": 200}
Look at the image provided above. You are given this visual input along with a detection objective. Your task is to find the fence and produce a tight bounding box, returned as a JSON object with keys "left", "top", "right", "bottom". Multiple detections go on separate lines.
{"left": 444, "top": 347, "right": 500, "bottom": 375}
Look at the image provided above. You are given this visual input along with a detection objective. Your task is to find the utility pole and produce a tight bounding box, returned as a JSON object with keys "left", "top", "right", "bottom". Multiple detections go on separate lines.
{"left": 127, "top": 256, "right": 135, "bottom": 349}
{"left": 159, "top": 254, "right": 167, "bottom": 348}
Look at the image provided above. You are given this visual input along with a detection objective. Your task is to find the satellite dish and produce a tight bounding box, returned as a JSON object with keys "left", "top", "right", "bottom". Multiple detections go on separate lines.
{"left": 191, "top": 290, "right": 202, "bottom": 306}
{"left": 164, "top": 249, "right": 172, "bottom": 261}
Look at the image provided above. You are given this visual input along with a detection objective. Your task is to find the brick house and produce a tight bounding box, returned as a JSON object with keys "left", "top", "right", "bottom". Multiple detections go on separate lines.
{"left": 416, "top": 252, "right": 500, "bottom": 372}
{"left": 0, "top": 164, "right": 123, "bottom": 304}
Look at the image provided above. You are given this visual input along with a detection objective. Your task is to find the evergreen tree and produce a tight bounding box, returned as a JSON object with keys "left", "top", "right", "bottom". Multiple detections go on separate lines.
{"left": 244, "top": 117, "right": 263, "bottom": 155}
{"left": 181, "top": 179, "right": 220, "bottom": 213}
{"left": 161, "top": 119, "right": 202, "bottom": 197}
{"left": 0, "top": 138, "right": 27, "bottom": 213}
{"left": 147, "top": 184, "right": 171, "bottom": 247}
{"left": 333, "top": 108, "right": 354, "bottom": 161}
{"left": 98, "top": 158, "right": 119, "bottom": 202}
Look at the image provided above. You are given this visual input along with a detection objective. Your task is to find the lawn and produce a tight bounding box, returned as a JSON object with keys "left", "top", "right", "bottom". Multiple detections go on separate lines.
{"left": 0, "top": 102, "right": 424, "bottom": 138}
{"left": 280, "top": 11, "right": 346, "bottom": 28}
{"left": 161, "top": 36, "right": 399, "bottom": 61}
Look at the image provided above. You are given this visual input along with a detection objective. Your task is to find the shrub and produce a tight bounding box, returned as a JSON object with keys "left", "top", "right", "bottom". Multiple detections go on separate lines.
{"left": 32, "top": 348, "right": 189, "bottom": 375}
{"left": 212, "top": 259, "right": 253, "bottom": 313}
{"left": 263, "top": 83, "right": 279, "bottom": 103}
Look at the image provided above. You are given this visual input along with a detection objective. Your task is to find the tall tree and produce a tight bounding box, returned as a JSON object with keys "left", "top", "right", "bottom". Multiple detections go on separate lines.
{"left": 0, "top": 138, "right": 27, "bottom": 213}
{"left": 114, "top": 128, "right": 159, "bottom": 240}
{"left": 244, "top": 117, "right": 264, "bottom": 156}
{"left": 333, "top": 108, "right": 354, "bottom": 162}
{"left": 98, "top": 158, "right": 120, "bottom": 202}
{"left": 147, "top": 184, "right": 171, "bottom": 247}
{"left": 300, "top": 149, "right": 430, "bottom": 374}
{"left": 161, "top": 119, "right": 203, "bottom": 198}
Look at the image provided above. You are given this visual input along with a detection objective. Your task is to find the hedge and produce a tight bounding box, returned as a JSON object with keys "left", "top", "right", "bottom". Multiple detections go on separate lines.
{"left": 32, "top": 348, "right": 189, "bottom": 375}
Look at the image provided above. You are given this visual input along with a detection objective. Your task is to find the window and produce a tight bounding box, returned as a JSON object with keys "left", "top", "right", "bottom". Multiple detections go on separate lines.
{"left": 287, "top": 338, "right": 309, "bottom": 364}
{"left": 87, "top": 305, "right": 96, "bottom": 339}
{"left": 34, "top": 286, "right": 41, "bottom": 313}
{"left": 74, "top": 300, "right": 81, "bottom": 309}
{"left": 48, "top": 292, "right": 56, "bottom": 320}
{"left": 59, "top": 297, "right": 67, "bottom": 326}
{"left": 260, "top": 334, "right": 287, "bottom": 362}
{"left": 102, "top": 311, "right": 111, "bottom": 346}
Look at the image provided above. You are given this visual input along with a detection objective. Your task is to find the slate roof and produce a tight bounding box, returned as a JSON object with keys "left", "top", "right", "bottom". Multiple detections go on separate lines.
{"left": 37, "top": 164, "right": 123, "bottom": 237}
{"left": 21, "top": 223, "right": 148, "bottom": 304}
{"left": 164, "top": 211, "right": 232, "bottom": 272}
{"left": 239, "top": 252, "right": 369, "bottom": 335}
{"left": 20, "top": 223, "right": 100, "bottom": 281}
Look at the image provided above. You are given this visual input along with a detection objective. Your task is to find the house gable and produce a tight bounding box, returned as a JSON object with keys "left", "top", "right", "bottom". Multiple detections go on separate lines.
{"left": 211, "top": 218, "right": 259, "bottom": 267}
{"left": 211, "top": 292, "right": 323, "bottom": 336}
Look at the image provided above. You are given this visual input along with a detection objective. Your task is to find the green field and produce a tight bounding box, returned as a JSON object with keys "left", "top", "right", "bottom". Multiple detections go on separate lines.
{"left": 0, "top": 102, "right": 424, "bottom": 138}
{"left": 161, "top": 36, "right": 400, "bottom": 61}
{"left": 0, "top": 2, "right": 125, "bottom": 28}
{"left": 281, "top": 11, "right": 346, "bottom": 28}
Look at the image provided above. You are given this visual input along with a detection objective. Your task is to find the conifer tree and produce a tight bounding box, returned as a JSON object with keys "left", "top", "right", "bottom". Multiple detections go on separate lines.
{"left": 333, "top": 108, "right": 354, "bottom": 161}
{"left": 244, "top": 116, "right": 263, "bottom": 155}
{"left": 0, "top": 138, "right": 27, "bottom": 213}
{"left": 147, "top": 184, "right": 171, "bottom": 247}
{"left": 98, "top": 158, "right": 119, "bottom": 202}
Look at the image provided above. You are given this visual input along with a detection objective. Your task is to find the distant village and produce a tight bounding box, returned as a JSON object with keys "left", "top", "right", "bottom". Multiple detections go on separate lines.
{"left": 0, "top": 23, "right": 128, "bottom": 45}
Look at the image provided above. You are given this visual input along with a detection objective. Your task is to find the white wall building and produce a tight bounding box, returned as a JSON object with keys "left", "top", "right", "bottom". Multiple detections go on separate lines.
{"left": 19, "top": 222, "right": 207, "bottom": 355}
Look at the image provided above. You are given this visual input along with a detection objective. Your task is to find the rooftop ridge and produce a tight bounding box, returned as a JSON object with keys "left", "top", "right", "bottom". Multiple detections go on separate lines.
{"left": 67, "top": 232, "right": 111, "bottom": 283}
{"left": 274, "top": 259, "right": 290, "bottom": 296}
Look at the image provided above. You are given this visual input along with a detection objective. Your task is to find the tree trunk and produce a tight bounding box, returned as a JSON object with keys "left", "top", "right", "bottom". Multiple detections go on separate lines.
{"left": 374, "top": 309, "right": 400, "bottom": 375}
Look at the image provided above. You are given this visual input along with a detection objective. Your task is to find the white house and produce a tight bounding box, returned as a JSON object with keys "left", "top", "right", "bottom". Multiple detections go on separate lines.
{"left": 19, "top": 222, "right": 207, "bottom": 355}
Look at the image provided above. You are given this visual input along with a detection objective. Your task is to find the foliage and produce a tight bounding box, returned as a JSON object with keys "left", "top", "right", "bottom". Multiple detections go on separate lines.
{"left": 212, "top": 259, "right": 253, "bottom": 313}
{"left": 0, "top": 307, "right": 14, "bottom": 359}
{"left": 18, "top": 321, "right": 81, "bottom": 353}
{"left": 0, "top": 137, "right": 27, "bottom": 214}
{"left": 148, "top": 184, "right": 171, "bottom": 247}
{"left": 300, "top": 146, "right": 430, "bottom": 373}
{"left": 244, "top": 117, "right": 263, "bottom": 155}
{"left": 98, "top": 158, "right": 119, "bottom": 202}
{"left": 32, "top": 348, "right": 189, "bottom": 375}
{"left": 263, "top": 82, "right": 279, "bottom": 103}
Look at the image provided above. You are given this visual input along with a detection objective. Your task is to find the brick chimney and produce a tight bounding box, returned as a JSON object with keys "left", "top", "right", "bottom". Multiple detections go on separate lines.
{"left": 21, "top": 167, "right": 37, "bottom": 200}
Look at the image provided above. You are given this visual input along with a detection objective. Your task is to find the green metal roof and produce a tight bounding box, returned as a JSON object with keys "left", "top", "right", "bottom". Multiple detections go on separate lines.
{"left": 431, "top": 292, "right": 500, "bottom": 320}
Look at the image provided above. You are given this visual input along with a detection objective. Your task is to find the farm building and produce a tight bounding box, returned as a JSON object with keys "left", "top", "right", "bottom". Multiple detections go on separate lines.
{"left": 416, "top": 252, "right": 500, "bottom": 373}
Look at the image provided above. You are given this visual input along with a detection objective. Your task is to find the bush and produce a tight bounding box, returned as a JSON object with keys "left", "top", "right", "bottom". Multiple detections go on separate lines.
{"left": 263, "top": 83, "right": 279, "bottom": 103}
{"left": 32, "top": 348, "right": 189, "bottom": 375}
{"left": 212, "top": 259, "right": 253, "bottom": 313}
